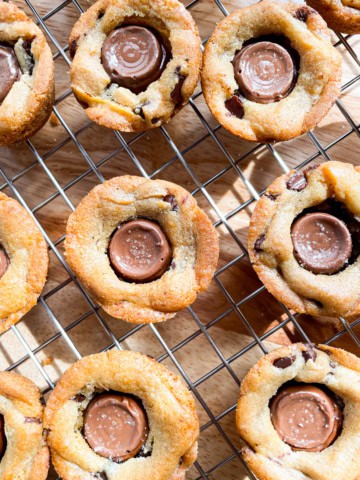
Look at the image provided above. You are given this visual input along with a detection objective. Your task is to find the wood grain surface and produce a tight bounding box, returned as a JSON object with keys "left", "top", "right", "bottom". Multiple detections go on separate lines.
{"left": 0, "top": 0, "right": 359, "bottom": 479}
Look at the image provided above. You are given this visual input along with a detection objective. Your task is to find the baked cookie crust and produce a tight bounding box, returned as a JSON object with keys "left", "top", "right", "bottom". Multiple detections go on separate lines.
{"left": 201, "top": 1, "right": 342, "bottom": 143}
{"left": 236, "top": 343, "right": 360, "bottom": 480}
{"left": 44, "top": 350, "right": 199, "bottom": 480}
{"left": 65, "top": 176, "right": 219, "bottom": 324}
{"left": 306, "top": 0, "right": 360, "bottom": 34}
{"left": 248, "top": 161, "right": 360, "bottom": 318}
{"left": 0, "top": 371, "right": 49, "bottom": 480}
{"left": 0, "top": 1, "right": 55, "bottom": 145}
{"left": 0, "top": 192, "right": 49, "bottom": 333}
{"left": 69, "top": 0, "right": 202, "bottom": 132}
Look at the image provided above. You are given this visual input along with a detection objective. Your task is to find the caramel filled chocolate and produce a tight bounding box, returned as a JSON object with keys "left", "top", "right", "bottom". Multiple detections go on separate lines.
{"left": 0, "top": 415, "right": 6, "bottom": 459}
{"left": 101, "top": 25, "right": 167, "bottom": 93}
{"left": 108, "top": 218, "right": 172, "bottom": 283}
{"left": 84, "top": 393, "right": 148, "bottom": 461}
{"left": 233, "top": 41, "right": 295, "bottom": 104}
{"left": 291, "top": 212, "right": 352, "bottom": 274}
{"left": 270, "top": 384, "right": 343, "bottom": 452}
{"left": 0, "top": 45, "right": 21, "bottom": 103}
{"left": 0, "top": 246, "right": 9, "bottom": 280}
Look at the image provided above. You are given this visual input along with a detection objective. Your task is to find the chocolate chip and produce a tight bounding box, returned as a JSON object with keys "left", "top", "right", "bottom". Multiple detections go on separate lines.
{"left": 264, "top": 192, "right": 280, "bottom": 201}
{"left": 171, "top": 72, "right": 186, "bottom": 106}
{"left": 134, "top": 101, "right": 150, "bottom": 119}
{"left": 302, "top": 344, "right": 317, "bottom": 363}
{"left": 22, "top": 40, "right": 32, "bottom": 56}
{"left": 294, "top": 7, "right": 309, "bottom": 22}
{"left": 286, "top": 172, "right": 307, "bottom": 191}
{"left": 25, "top": 417, "right": 42, "bottom": 424}
{"left": 72, "top": 393, "right": 86, "bottom": 402}
{"left": 225, "top": 95, "right": 244, "bottom": 119}
{"left": 163, "top": 194, "right": 178, "bottom": 211}
{"left": 254, "top": 234, "right": 265, "bottom": 252}
{"left": 94, "top": 473, "right": 108, "bottom": 480}
{"left": 321, "top": 347, "right": 335, "bottom": 359}
{"left": 22, "top": 39, "right": 35, "bottom": 75}
{"left": 334, "top": 392, "right": 345, "bottom": 410}
{"left": 134, "top": 107, "right": 145, "bottom": 119}
{"left": 273, "top": 355, "right": 296, "bottom": 369}
{"left": 308, "top": 298, "right": 323, "bottom": 309}
{"left": 136, "top": 448, "right": 152, "bottom": 458}
{"left": 294, "top": 6, "right": 315, "bottom": 22}
{"left": 69, "top": 38, "right": 78, "bottom": 58}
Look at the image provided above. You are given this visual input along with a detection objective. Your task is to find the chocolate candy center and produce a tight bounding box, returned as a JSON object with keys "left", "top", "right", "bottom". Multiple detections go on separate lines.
{"left": 0, "top": 246, "right": 9, "bottom": 280}
{"left": 270, "top": 384, "right": 343, "bottom": 452}
{"left": 291, "top": 212, "right": 352, "bottom": 274}
{"left": 108, "top": 218, "right": 172, "bottom": 283}
{"left": 101, "top": 25, "right": 167, "bottom": 93}
{"left": 0, "top": 45, "right": 21, "bottom": 103}
{"left": 233, "top": 41, "right": 295, "bottom": 104}
{"left": 84, "top": 393, "right": 148, "bottom": 462}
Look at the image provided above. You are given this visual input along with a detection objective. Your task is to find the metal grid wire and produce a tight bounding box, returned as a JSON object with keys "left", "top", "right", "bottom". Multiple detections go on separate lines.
{"left": 0, "top": 0, "right": 359, "bottom": 478}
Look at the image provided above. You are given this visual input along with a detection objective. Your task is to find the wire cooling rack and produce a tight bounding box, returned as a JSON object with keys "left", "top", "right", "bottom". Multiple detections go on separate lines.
{"left": 0, "top": 0, "right": 359, "bottom": 479}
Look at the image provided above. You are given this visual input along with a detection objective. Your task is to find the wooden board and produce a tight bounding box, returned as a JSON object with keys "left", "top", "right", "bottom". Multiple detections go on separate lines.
{"left": 0, "top": 1, "right": 359, "bottom": 479}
